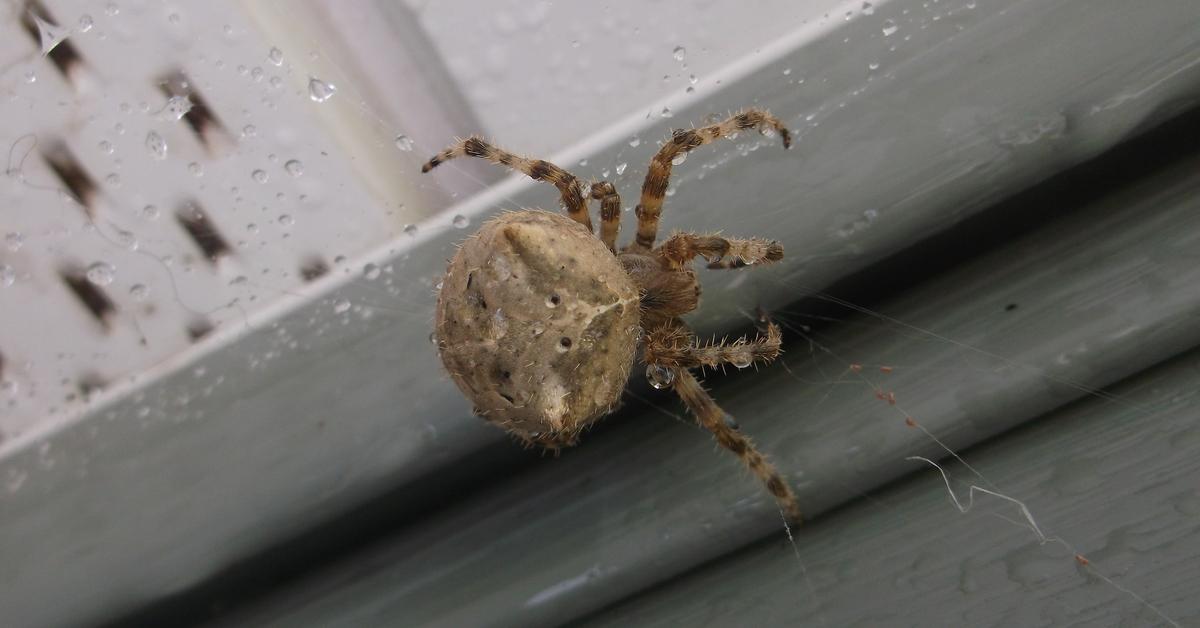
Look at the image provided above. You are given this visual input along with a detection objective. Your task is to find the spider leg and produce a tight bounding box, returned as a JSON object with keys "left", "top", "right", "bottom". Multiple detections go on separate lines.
{"left": 656, "top": 231, "right": 783, "bottom": 271}
{"left": 422, "top": 136, "right": 592, "bottom": 232}
{"left": 668, "top": 367, "right": 802, "bottom": 522}
{"left": 590, "top": 180, "right": 622, "bottom": 253}
{"left": 629, "top": 108, "right": 790, "bottom": 252}
{"left": 644, "top": 319, "right": 783, "bottom": 371}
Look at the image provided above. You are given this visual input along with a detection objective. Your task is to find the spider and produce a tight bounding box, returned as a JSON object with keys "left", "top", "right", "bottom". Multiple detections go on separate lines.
{"left": 426, "top": 109, "right": 801, "bottom": 522}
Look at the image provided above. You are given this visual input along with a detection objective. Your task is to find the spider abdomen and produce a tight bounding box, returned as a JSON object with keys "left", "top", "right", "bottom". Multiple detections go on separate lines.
{"left": 434, "top": 210, "right": 641, "bottom": 446}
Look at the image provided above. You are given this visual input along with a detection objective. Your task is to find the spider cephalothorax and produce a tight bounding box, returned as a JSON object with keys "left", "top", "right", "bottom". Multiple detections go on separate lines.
{"left": 428, "top": 109, "right": 801, "bottom": 522}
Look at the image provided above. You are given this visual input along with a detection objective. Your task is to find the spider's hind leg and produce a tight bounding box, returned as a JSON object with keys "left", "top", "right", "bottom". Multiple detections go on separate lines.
{"left": 423, "top": 136, "right": 592, "bottom": 232}
{"left": 644, "top": 319, "right": 783, "bottom": 371}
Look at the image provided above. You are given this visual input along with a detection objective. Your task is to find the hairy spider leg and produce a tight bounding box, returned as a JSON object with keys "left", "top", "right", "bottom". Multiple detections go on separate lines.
{"left": 590, "top": 180, "right": 622, "bottom": 253}
{"left": 656, "top": 231, "right": 784, "bottom": 271}
{"left": 423, "top": 136, "right": 593, "bottom": 232}
{"left": 629, "top": 108, "right": 791, "bottom": 252}
{"left": 671, "top": 368, "right": 802, "bottom": 523}
{"left": 643, "top": 320, "right": 783, "bottom": 371}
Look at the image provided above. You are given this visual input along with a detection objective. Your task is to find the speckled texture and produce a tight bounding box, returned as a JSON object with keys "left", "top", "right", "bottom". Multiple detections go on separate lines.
{"left": 435, "top": 210, "right": 641, "bottom": 446}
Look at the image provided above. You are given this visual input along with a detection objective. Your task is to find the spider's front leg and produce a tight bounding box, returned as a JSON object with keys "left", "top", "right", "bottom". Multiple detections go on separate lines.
{"left": 643, "top": 320, "right": 783, "bottom": 371}
{"left": 659, "top": 365, "right": 803, "bottom": 523}
{"left": 656, "top": 232, "right": 783, "bottom": 271}
{"left": 629, "top": 108, "right": 790, "bottom": 252}
{"left": 423, "top": 137, "right": 593, "bottom": 232}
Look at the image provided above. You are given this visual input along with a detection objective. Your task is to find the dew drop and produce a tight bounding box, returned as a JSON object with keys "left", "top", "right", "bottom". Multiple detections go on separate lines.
{"left": 615, "top": 162, "right": 627, "bottom": 175}
{"left": 403, "top": 224, "right": 418, "bottom": 236}
{"left": 278, "top": 214, "right": 294, "bottom": 226}
{"left": 141, "top": 204, "right": 160, "bottom": 220}
{"left": 452, "top": 214, "right": 469, "bottom": 229}
{"left": 267, "top": 46, "right": 283, "bottom": 66}
{"left": 188, "top": 162, "right": 203, "bottom": 177}
{"left": 333, "top": 298, "right": 351, "bottom": 314}
{"left": 242, "top": 124, "right": 257, "bottom": 137}
{"left": 689, "top": 74, "right": 698, "bottom": 85}
{"left": 862, "top": 2, "right": 875, "bottom": 16}
{"left": 97, "top": 140, "right": 112, "bottom": 154}
{"left": 161, "top": 95, "right": 192, "bottom": 121}
{"left": 32, "top": 15, "right": 69, "bottom": 56}
{"left": 660, "top": 106, "right": 673, "bottom": 119}
{"left": 24, "top": 71, "right": 36, "bottom": 83}
{"left": 308, "top": 77, "right": 337, "bottom": 102}
{"left": 868, "top": 61, "right": 880, "bottom": 71}
{"left": 167, "top": 12, "right": 180, "bottom": 24}
{"left": 86, "top": 262, "right": 116, "bottom": 286}
{"left": 671, "top": 152, "right": 687, "bottom": 166}
{"left": 0, "top": 265, "right": 15, "bottom": 287}
{"left": 145, "top": 131, "right": 168, "bottom": 160}
{"left": 105, "top": 173, "right": 121, "bottom": 187}
{"left": 646, "top": 364, "right": 675, "bottom": 389}
{"left": 129, "top": 283, "right": 149, "bottom": 301}
{"left": 77, "top": 14, "right": 94, "bottom": 32}
{"left": 5, "top": 232, "right": 24, "bottom": 252}
{"left": 113, "top": 228, "right": 138, "bottom": 251}
{"left": 394, "top": 134, "right": 414, "bottom": 152}
{"left": 284, "top": 159, "right": 303, "bottom": 177}
{"left": 629, "top": 137, "right": 641, "bottom": 148}
{"left": 105, "top": 3, "right": 120, "bottom": 17}
{"left": 882, "top": 19, "right": 898, "bottom": 36}
{"left": 251, "top": 169, "right": 269, "bottom": 183}
{"left": 362, "top": 263, "right": 381, "bottom": 280}
{"left": 672, "top": 46, "right": 686, "bottom": 61}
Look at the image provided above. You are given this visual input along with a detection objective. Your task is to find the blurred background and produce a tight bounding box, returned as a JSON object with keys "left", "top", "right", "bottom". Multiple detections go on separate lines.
{"left": 2, "top": 1, "right": 1200, "bottom": 626}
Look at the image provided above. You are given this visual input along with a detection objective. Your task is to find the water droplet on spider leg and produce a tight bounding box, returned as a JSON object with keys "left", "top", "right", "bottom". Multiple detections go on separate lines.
{"left": 145, "top": 131, "right": 168, "bottom": 160}
{"left": 267, "top": 46, "right": 283, "bottom": 66}
{"left": 86, "top": 262, "right": 115, "bottom": 286}
{"left": 671, "top": 152, "right": 687, "bottom": 166}
{"left": 308, "top": 77, "right": 337, "bottom": 102}
{"left": 730, "top": 354, "right": 753, "bottom": 369}
{"left": 645, "top": 364, "right": 675, "bottom": 389}
{"left": 452, "top": 215, "right": 469, "bottom": 229}
{"left": 161, "top": 95, "right": 192, "bottom": 121}
{"left": 394, "top": 134, "right": 415, "bottom": 152}
{"left": 723, "top": 414, "right": 740, "bottom": 430}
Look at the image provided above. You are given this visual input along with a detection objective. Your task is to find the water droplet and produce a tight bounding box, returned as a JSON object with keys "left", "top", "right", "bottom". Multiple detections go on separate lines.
{"left": 868, "top": 61, "right": 880, "bottom": 71}
{"left": 333, "top": 298, "right": 351, "bottom": 314}
{"left": 452, "top": 215, "right": 469, "bottom": 229}
{"left": 689, "top": 74, "right": 698, "bottom": 85}
{"left": 105, "top": 3, "right": 120, "bottom": 17}
{"left": 5, "top": 232, "right": 24, "bottom": 252}
{"left": 671, "top": 152, "right": 687, "bottom": 166}
{"left": 362, "top": 263, "right": 381, "bottom": 280}
{"left": 32, "top": 15, "right": 69, "bottom": 56}
{"left": 731, "top": 354, "right": 753, "bottom": 369}
{"left": 145, "top": 131, "right": 168, "bottom": 160}
{"left": 113, "top": 228, "right": 138, "bottom": 251}
{"left": 284, "top": 159, "right": 303, "bottom": 177}
{"left": 403, "top": 224, "right": 418, "bottom": 236}
{"left": 660, "top": 106, "right": 673, "bottom": 118}
{"left": 24, "top": 71, "right": 36, "bottom": 83}
{"left": 278, "top": 214, "right": 294, "bottom": 226}
{"left": 242, "top": 124, "right": 257, "bottom": 138}
{"left": 188, "top": 162, "right": 203, "bottom": 177}
{"left": 628, "top": 137, "right": 641, "bottom": 147}
{"left": 78, "top": 14, "right": 94, "bottom": 32}
{"left": 141, "top": 204, "right": 160, "bottom": 220}
{"left": 394, "top": 134, "right": 415, "bottom": 152}
{"left": 0, "top": 265, "right": 15, "bottom": 287}
{"left": 862, "top": 2, "right": 875, "bottom": 16}
{"left": 105, "top": 173, "right": 121, "bottom": 187}
{"left": 672, "top": 46, "right": 686, "bottom": 61}
{"left": 646, "top": 364, "right": 675, "bottom": 389}
{"left": 615, "top": 162, "right": 627, "bottom": 175}
{"left": 250, "top": 66, "right": 264, "bottom": 82}
{"left": 167, "top": 12, "right": 180, "bottom": 24}
{"left": 882, "top": 19, "right": 898, "bottom": 36}
{"left": 267, "top": 46, "right": 283, "bottom": 66}
{"left": 86, "top": 262, "right": 115, "bottom": 286}
{"left": 160, "top": 95, "right": 192, "bottom": 121}
{"left": 129, "top": 283, "right": 149, "bottom": 301}
{"left": 571, "top": 40, "right": 580, "bottom": 48}
{"left": 251, "top": 169, "right": 269, "bottom": 183}
{"left": 308, "top": 77, "right": 336, "bottom": 102}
